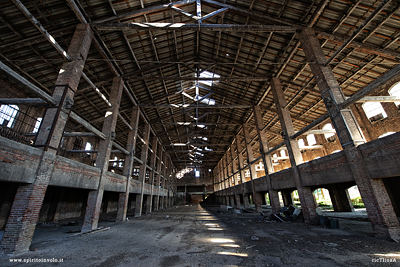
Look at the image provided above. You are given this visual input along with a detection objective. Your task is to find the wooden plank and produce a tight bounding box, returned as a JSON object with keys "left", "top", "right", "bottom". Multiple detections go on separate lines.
{"left": 0, "top": 98, "right": 47, "bottom": 105}
{"left": 92, "top": 23, "right": 297, "bottom": 32}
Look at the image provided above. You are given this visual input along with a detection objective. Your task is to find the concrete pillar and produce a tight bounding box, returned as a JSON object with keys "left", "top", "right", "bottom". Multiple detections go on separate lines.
{"left": 153, "top": 145, "right": 163, "bottom": 211}
{"left": 146, "top": 137, "right": 158, "bottom": 214}
{"left": 235, "top": 134, "right": 247, "bottom": 204}
{"left": 230, "top": 145, "right": 238, "bottom": 186}
{"left": 82, "top": 77, "right": 124, "bottom": 232}
{"left": 328, "top": 185, "right": 352, "bottom": 212}
{"left": 222, "top": 155, "right": 228, "bottom": 190}
{"left": 254, "top": 106, "right": 281, "bottom": 213}
{"left": 271, "top": 77, "right": 319, "bottom": 224}
{"left": 0, "top": 24, "right": 93, "bottom": 254}
{"left": 243, "top": 194, "right": 250, "bottom": 209}
{"left": 134, "top": 123, "right": 151, "bottom": 217}
{"left": 300, "top": 28, "right": 400, "bottom": 241}
{"left": 243, "top": 123, "right": 262, "bottom": 212}
{"left": 116, "top": 106, "right": 140, "bottom": 222}
{"left": 229, "top": 195, "right": 235, "bottom": 207}
{"left": 234, "top": 194, "right": 241, "bottom": 208}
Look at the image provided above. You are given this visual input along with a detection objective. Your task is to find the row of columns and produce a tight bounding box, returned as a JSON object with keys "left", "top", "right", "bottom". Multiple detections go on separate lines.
{"left": 0, "top": 24, "right": 176, "bottom": 254}
{"left": 213, "top": 27, "right": 400, "bottom": 241}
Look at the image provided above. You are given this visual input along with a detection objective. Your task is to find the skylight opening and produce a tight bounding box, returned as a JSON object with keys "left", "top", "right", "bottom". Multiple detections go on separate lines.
{"left": 196, "top": 70, "right": 220, "bottom": 86}
{"left": 195, "top": 94, "right": 216, "bottom": 105}
{"left": 176, "top": 167, "right": 192, "bottom": 179}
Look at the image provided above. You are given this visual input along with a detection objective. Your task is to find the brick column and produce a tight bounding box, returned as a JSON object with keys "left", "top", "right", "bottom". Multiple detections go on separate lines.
{"left": 135, "top": 123, "right": 151, "bottom": 217}
{"left": 235, "top": 134, "right": 248, "bottom": 208}
{"left": 230, "top": 144, "right": 238, "bottom": 186}
{"left": 243, "top": 123, "right": 262, "bottom": 212}
{"left": 271, "top": 77, "right": 319, "bottom": 224}
{"left": 216, "top": 164, "right": 221, "bottom": 191}
{"left": 116, "top": 106, "right": 140, "bottom": 222}
{"left": 234, "top": 194, "right": 241, "bottom": 208}
{"left": 222, "top": 155, "right": 227, "bottom": 190}
{"left": 153, "top": 144, "right": 163, "bottom": 211}
{"left": 146, "top": 136, "right": 158, "bottom": 214}
{"left": 0, "top": 24, "right": 93, "bottom": 254}
{"left": 300, "top": 28, "right": 400, "bottom": 240}
{"left": 82, "top": 77, "right": 124, "bottom": 232}
{"left": 254, "top": 106, "right": 281, "bottom": 213}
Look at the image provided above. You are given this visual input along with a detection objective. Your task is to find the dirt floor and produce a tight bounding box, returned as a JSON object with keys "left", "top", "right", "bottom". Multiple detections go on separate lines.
{"left": 1, "top": 204, "right": 400, "bottom": 266}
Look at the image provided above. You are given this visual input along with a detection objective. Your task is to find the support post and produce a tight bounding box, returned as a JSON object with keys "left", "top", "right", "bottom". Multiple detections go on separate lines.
{"left": 82, "top": 76, "right": 124, "bottom": 231}
{"left": 236, "top": 134, "right": 248, "bottom": 208}
{"left": 0, "top": 24, "right": 93, "bottom": 254}
{"left": 271, "top": 77, "right": 319, "bottom": 224}
{"left": 300, "top": 27, "right": 400, "bottom": 240}
{"left": 254, "top": 106, "right": 281, "bottom": 213}
{"left": 243, "top": 123, "right": 262, "bottom": 212}
{"left": 147, "top": 136, "right": 158, "bottom": 214}
{"left": 134, "top": 123, "right": 151, "bottom": 217}
{"left": 116, "top": 106, "right": 140, "bottom": 221}
{"left": 153, "top": 144, "right": 163, "bottom": 211}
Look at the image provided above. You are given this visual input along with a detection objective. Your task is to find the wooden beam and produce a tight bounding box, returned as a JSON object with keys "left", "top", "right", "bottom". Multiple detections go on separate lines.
{"left": 69, "top": 112, "right": 106, "bottom": 140}
{"left": 317, "top": 31, "right": 400, "bottom": 61}
{"left": 352, "top": 96, "right": 400, "bottom": 103}
{"left": 341, "top": 63, "right": 400, "bottom": 108}
{"left": 127, "top": 76, "right": 269, "bottom": 81}
{"left": 152, "top": 122, "right": 240, "bottom": 125}
{"left": 112, "top": 141, "right": 129, "bottom": 155}
{"left": 67, "top": 150, "right": 98, "bottom": 153}
{"left": 0, "top": 26, "right": 75, "bottom": 53}
{"left": 301, "top": 129, "right": 336, "bottom": 135}
{"left": 0, "top": 98, "right": 47, "bottom": 105}
{"left": 63, "top": 132, "right": 97, "bottom": 137}
{"left": 141, "top": 104, "right": 252, "bottom": 108}
{"left": 94, "top": 0, "right": 196, "bottom": 23}
{"left": 201, "top": 7, "right": 229, "bottom": 21}
{"left": 92, "top": 23, "right": 297, "bottom": 32}
{"left": 299, "top": 145, "right": 324, "bottom": 150}
{"left": 0, "top": 61, "right": 56, "bottom": 105}
{"left": 170, "top": 6, "right": 199, "bottom": 21}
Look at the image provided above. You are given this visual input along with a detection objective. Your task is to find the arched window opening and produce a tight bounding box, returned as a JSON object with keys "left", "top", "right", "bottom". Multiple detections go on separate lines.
{"left": 0, "top": 104, "right": 19, "bottom": 128}
{"left": 323, "top": 123, "right": 335, "bottom": 140}
{"left": 272, "top": 153, "right": 278, "bottom": 163}
{"left": 298, "top": 139, "right": 305, "bottom": 148}
{"left": 348, "top": 185, "right": 364, "bottom": 209}
{"left": 84, "top": 142, "right": 92, "bottom": 155}
{"left": 388, "top": 82, "right": 400, "bottom": 107}
{"left": 32, "top": 118, "right": 42, "bottom": 133}
{"left": 255, "top": 162, "right": 264, "bottom": 171}
{"left": 307, "top": 134, "right": 317, "bottom": 146}
{"left": 313, "top": 188, "right": 332, "bottom": 209}
{"left": 362, "top": 102, "right": 387, "bottom": 122}
{"left": 280, "top": 149, "right": 286, "bottom": 158}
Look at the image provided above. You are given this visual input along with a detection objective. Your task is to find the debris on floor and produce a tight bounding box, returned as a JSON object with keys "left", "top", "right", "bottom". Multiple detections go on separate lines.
{"left": 219, "top": 205, "right": 242, "bottom": 214}
{"left": 269, "top": 205, "right": 303, "bottom": 223}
